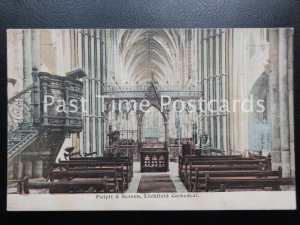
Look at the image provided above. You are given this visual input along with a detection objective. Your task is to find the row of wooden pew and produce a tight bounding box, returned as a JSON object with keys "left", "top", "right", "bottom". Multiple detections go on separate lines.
{"left": 179, "top": 154, "right": 294, "bottom": 192}
{"left": 47, "top": 155, "right": 133, "bottom": 193}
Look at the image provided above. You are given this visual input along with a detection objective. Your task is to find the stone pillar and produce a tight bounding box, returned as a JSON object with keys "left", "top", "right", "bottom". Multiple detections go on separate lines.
{"left": 32, "top": 159, "right": 43, "bottom": 178}
{"left": 202, "top": 29, "right": 208, "bottom": 135}
{"left": 77, "top": 30, "right": 84, "bottom": 154}
{"left": 12, "top": 158, "right": 19, "bottom": 179}
{"left": 279, "top": 29, "right": 291, "bottom": 177}
{"left": 221, "top": 29, "right": 227, "bottom": 152}
{"left": 91, "top": 31, "right": 97, "bottom": 154}
{"left": 96, "top": 29, "right": 103, "bottom": 155}
{"left": 64, "top": 29, "right": 71, "bottom": 71}
{"left": 287, "top": 29, "right": 295, "bottom": 177}
{"left": 209, "top": 29, "right": 215, "bottom": 148}
{"left": 55, "top": 30, "right": 63, "bottom": 74}
{"left": 137, "top": 122, "right": 142, "bottom": 144}
{"left": 225, "top": 29, "right": 233, "bottom": 155}
{"left": 13, "top": 156, "right": 23, "bottom": 179}
{"left": 84, "top": 30, "right": 90, "bottom": 154}
{"left": 23, "top": 30, "right": 32, "bottom": 88}
{"left": 164, "top": 121, "right": 169, "bottom": 146}
{"left": 24, "top": 159, "right": 33, "bottom": 178}
{"left": 268, "top": 28, "right": 281, "bottom": 170}
{"left": 215, "top": 29, "right": 221, "bottom": 149}
{"left": 31, "top": 29, "right": 41, "bottom": 70}
{"left": 7, "top": 163, "right": 14, "bottom": 180}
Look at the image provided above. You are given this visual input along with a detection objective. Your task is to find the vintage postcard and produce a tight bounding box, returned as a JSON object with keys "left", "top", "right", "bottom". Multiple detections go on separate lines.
{"left": 7, "top": 28, "right": 296, "bottom": 210}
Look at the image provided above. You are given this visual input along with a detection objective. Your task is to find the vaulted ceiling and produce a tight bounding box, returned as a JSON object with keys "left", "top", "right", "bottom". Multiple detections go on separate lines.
{"left": 117, "top": 29, "right": 185, "bottom": 85}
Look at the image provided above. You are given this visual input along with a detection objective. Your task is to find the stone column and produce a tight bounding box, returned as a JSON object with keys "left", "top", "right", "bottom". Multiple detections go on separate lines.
{"left": 91, "top": 31, "right": 97, "bottom": 154}
{"left": 221, "top": 29, "right": 227, "bottom": 152}
{"left": 202, "top": 29, "right": 208, "bottom": 135}
{"left": 96, "top": 29, "right": 103, "bottom": 155}
{"left": 269, "top": 28, "right": 281, "bottom": 170}
{"left": 13, "top": 156, "right": 23, "bottom": 179}
{"left": 17, "top": 159, "right": 24, "bottom": 179}
{"left": 64, "top": 29, "right": 71, "bottom": 71}
{"left": 32, "top": 159, "right": 43, "bottom": 178}
{"left": 84, "top": 30, "right": 90, "bottom": 154}
{"left": 136, "top": 111, "right": 143, "bottom": 161}
{"left": 12, "top": 158, "right": 19, "bottom": 179}
{"left": 136, "top": 111, "right": 143, "bottom": 146}
{"left": 23, "top": 30, "right": 32, "bottom": 88}
{"left": 209, "top": 29, "right": 215, "bottom": 147}
{"left": 215, "top": 29, "right": 221, "bottom": 149}
{"left": 225, "top": 28, "right": 233, "bottom": 155}
{"left": 164, "top": 120, "right": 169, "bottom": 146}
{"left": 25, "top": 159, "right": 33, "bottom": 178}
{"left": 287, "top": 29, "right": 295, "bottom": 177}
{"left": 279, "top": 29, "right": 291, "bottom": 177}
{"left": 31, "top": 29, "right": 40, "bottom": 71}
{"left": 137, "top": 122, "right": 142, "bottom": 144}
{"left": 77, "top": 30, "right": 85, "bottom": 154}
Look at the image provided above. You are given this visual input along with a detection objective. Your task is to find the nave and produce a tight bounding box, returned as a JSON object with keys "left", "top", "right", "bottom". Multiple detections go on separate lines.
{"left": 127, "top": 162, "right": 187, "bottom": 193}
{"left": 7, "top": 28, "right": 295, "bottom": 195}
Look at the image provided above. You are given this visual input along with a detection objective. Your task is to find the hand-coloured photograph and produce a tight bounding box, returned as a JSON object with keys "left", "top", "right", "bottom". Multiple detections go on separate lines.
{"left": 7, "top": 28, "right": 296, "bottom": 210}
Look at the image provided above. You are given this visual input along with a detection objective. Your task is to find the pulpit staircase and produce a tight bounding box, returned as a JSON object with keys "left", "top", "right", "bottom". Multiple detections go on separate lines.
{"left": 8, "top": 123, "right": 39, "bottom": 160}
{"left": 7, "top": 69, "right": 85, "bottom": 179}
{"left": 7, "top": 85, "right": 39, "bottom": 164}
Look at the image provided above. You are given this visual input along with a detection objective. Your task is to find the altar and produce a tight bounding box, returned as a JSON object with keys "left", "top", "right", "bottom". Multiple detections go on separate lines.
{"left": 140, "top": 143, "right": 169, "bottom": 172}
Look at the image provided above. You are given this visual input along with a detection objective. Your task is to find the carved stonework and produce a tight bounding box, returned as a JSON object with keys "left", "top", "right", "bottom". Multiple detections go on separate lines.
{"left": 32, "top": 72, "right": 84, "bottom": 133}
{"left": 146, "top": 82, "right": 161, "bottom": 110}
{"left": 8, "top": 70, "right": 85, "bottom": 180}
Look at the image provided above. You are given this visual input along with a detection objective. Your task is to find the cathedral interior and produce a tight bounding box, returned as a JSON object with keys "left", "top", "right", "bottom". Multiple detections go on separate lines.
{"left": 7, "top": 28, "right": 295, "bottom": 194}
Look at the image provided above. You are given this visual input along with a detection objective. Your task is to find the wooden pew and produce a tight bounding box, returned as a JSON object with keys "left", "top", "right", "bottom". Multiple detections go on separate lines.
{"left": 200, "top": 168, "right": 295, "bottom": 192}
{"left": 57, "top": 158, "right": 133, "bottom": 187}
{"left": 67, "top": 155, "right": 132, "bottom": 169}
{"left": 192, "top": 168, "right": 283, "bottom": 192}
{"left": 180, "top": 156, "right": 271, "bottom": 190}
{"left": 183, "top": 165, "right": 264, "bottom": 189}
{"left": 186, "top": 159, "right": 268, "bottom": 166}
{"left": 178, "top": 154, "right": 249, "bottom": 181}
{"left": 48, "top": 180, "right": 109, "bottom": 193}
{"left": 179, "top": 154, "right": 294, "bottom": 192}
{"left": 179, "top": 155, "right": 270, "bottom": 175}
{"left": 52, "top": 161, "right": 129, "bottom": 191}
{"left": 48, "top": 169, "right": 120, "bottom": 193}
{"left": 205, "top": 177, "right": 295, "bottom": 192}
{"left": 63, "top": 156, "right": 133, "bottom": 181}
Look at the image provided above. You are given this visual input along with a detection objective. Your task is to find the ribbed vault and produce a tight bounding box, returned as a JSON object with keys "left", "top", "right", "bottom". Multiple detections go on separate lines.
{"left": 118, "top": 29, "right": 184, "bottom": 86}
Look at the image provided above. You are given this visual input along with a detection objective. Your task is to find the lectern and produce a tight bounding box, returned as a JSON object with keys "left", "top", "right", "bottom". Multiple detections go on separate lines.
{"left": 140, "top": 143, "right": 169, "bottom": 172}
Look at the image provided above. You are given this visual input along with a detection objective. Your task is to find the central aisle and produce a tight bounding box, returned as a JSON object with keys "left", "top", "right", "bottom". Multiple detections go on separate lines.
{"left": 126, "top": 162, "right": 188, "bottom": 193}
{"left": 137, "top": 174, "right": 176, "bottom": 193}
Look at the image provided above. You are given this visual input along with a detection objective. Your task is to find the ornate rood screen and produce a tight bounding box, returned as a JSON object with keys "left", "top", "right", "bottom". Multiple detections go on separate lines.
{"left": 102, "top": 81, "right": 203, "bottom": 116}
{"left": 102, "top": 81, "right": 203, "bottom": 145}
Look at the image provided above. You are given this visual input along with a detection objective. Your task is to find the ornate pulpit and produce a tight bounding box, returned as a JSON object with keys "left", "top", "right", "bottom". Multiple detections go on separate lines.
{"left": 32, "top": 70, "right": 84, "bottom": 134}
